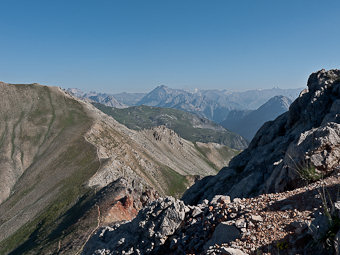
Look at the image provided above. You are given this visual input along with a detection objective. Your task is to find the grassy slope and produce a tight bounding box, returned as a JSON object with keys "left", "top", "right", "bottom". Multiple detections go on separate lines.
{"left": 194, "top": 142, "right": 240, "bottom": 170}
{"left": 0, "top": 85, "right": 238, "bottom": 254}
{"left": 93, "top": 104, "right": 247, "bottom": 150}
{"left": 0, "top": 85, "right": 100, "bottom": 254}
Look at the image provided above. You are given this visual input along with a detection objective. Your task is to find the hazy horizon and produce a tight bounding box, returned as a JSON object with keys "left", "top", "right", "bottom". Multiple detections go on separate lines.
{"left": 1, "top": 1, "right": 339, "bottom": 93}
{"left": 65, "top": 84, "right": 305, "bottom": 95}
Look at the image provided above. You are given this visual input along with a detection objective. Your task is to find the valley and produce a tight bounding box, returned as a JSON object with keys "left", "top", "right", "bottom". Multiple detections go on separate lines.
{"left": 0, "top": 82, "right": 239, "bottom": 254}
{"left": 1, "top": 69, "right": 340, "bottom": 255}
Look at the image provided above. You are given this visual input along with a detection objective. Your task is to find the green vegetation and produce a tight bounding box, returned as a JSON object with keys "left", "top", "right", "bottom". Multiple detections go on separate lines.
{"left": 0, "top": 85, "right": 100, "bottom": 255}
{"left": 159, "top": 164, "right": 189, "bottom": 198}
{"left": 93, "top": 103, "right": 247, "bottom": 149}
{"left": 193, "top": 142, "right": 219, "bottom": 170}
{"left": 287, "top": 154, "right": 322, "bottom": 183}
{"left": 298, "top": 163, "right": 322, "bottom": 182}
{"left": 321, "top": 214, "right": 340, "bottom": 250}
{"left": 276, "top": 240, "right": 289, "bottom": 250}
{"left": 313, "top": 187, "right": 340, "bottom": 253}
{"left": 0, "top": 138, "right": 99, "bottom": 255}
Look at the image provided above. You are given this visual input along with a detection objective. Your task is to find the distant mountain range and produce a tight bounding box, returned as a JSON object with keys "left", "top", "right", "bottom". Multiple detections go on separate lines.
{"left": 220, "top": 95, "right": 292, "bottom": 141}
{"left": 66, "top": 88, "right": 146, "bottom": 108}
{"left": 138, "top": 85, "right": 302, "bottom": 122}
{"left": 0, "top": 83, "right": 237, "bottom": 254}
{"left": 67, "top": 86, "right": 302, "bottom": 123}
{"left": 93, "top": 103, "right": 248, "bottom": 150}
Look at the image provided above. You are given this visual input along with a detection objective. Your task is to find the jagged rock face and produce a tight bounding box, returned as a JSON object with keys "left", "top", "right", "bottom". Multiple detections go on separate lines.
{"left": 82, "top": 197, "right": 187, "bottom": 255}
{"left": 183, "top": 69, "right": 340, "bottom": 204}
{"left": 84, "top": 175, "right": 340, "bottom": 255}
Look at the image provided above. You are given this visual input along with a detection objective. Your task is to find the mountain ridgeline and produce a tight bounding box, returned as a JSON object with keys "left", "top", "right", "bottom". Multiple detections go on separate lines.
{"left": 183, "top": 69, "right": 340, "bottom": 204}
{"left": 93, "top": 103, "right": 248, "bottom": 150}
{"left": 0, "top": 83, "right": 238, "bottom": 255}
{"left": 135, "top": 85, "right": 302, "bottom": 123}
{"left": 220, "top": 95, "right": 292, "bottom": 141}
{"left": 84, "top": 70, "right": 340, "bottom": 255}
{"left": 1, "top": 70, "right": 339, "bottom": 255}
{"left": 68, "top": 86, "right": 302, "bottom": 123}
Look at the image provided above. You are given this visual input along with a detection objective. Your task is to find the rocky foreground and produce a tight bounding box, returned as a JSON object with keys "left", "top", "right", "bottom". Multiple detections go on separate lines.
{"left": 83, "top": 174, "right": 340, "bottom": 254}
{"left": 83, "top": 69, "right": 340, "bottom": 255}
{"left": 183, "top": 69, "right": 340, "bottom": 204}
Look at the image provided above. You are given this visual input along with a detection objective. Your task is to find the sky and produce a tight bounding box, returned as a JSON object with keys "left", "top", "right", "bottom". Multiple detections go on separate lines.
{"left": 0, "top": 0, "right": 339, "bottom": 93}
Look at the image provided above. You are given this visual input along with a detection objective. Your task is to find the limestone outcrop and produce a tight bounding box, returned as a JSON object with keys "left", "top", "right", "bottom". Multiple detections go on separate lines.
{"left": 82, "top": 197, "right": 187, "bottom": 255}
{"left": 183, "top": 69, "right": 340, "bottom": 204}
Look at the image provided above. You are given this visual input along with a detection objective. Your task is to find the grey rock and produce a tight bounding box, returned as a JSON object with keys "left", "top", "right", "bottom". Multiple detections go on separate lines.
{"left": 235, "top": 218, "right": 246, "bottom": 229}
{"left": 203, "top": 222, "right": 241, "bottom": 250}
{"left": 82, "top": 197, "right": 187, "bottom": 255}
{"left": 290, "top": 220, "right": 308, "bottom": 235}
{"left": 207, "top": 246, "right": 247, "bottom": 255}
{"left": 183, "top": 69, "right": 340, "bottom": 204}
{"left": 250, "top": 215, "right": 263, "bottom": 222}
{"left": 211, "top": 195, "right": 231, "bottom": 205}
{"left": 192, "top": 207, "right": 203, "bottom": 217}
{"left": 308, "top": 210, "right": 330, "bottom": 241}
{"left": 334, "top": 201, "right": 340, "bottom": 218}
{"left": 218, "top": 247, "right": 247, "bottom": 255}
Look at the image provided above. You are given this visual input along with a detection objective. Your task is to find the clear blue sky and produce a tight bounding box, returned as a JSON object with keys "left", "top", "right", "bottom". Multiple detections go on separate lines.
{"left": 0, "top": 0, "right": 339, "bottom": 93}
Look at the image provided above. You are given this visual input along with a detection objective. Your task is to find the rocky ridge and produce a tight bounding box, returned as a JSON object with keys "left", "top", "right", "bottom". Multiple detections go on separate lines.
{"left": 183, "top": 69, "right": 340, "bottom": 204}
{"left": 137, "top": 85, "right": 301, "bottom": 123}
{"left": 83, "top": 69, "right": 340, "bottom": 255}
{"left": 92, "top": 103, "right": 248, "bottom": 150}
{"left": 0, "top": 83, "right": 233, "bottom": 254}
{"left": 66, "top": 88, "right": 128, "bottom": 108}
{"left": 84, "top": 174, "right": 340, "bottom": 254}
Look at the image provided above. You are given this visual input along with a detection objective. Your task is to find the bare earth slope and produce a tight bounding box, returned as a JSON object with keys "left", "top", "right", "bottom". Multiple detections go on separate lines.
{"left": 0, "top": 82, "right": 232, "bottom": 254}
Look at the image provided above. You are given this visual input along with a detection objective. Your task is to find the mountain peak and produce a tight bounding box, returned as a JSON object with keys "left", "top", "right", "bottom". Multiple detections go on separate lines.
{"left": 154, "top": 84, "right": 169, "bottom": 91}
{"left": 262, "top": 95, "right": 292, "bottom": 110}
{"left": 184, "top": 69, "right": 340, "bottom": 203}
{"left": 307, "top": 69, "right": 340, "bottom": 92}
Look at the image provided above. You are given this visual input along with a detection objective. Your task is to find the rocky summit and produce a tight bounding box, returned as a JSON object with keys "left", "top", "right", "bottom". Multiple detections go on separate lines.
{"left": 183, "top": 69, "right": 340, "bottom": 204}
{"left": 83, "top": 69, "right": 340, "bottom": 255}
{"left": 84, "top": 174, "right": 340, "bottom": 254}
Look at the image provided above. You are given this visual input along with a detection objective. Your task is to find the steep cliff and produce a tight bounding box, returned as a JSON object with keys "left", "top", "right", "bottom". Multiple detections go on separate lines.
{"left": 183, "top": 69, "right": 340, "bottom": 204}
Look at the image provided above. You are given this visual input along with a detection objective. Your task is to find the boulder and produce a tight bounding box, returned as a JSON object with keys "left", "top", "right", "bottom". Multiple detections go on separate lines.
{"left": 203, "top": 222, "right": 241, "bottom": 250}
{"left": 207, "top": 247, "right": 247, "bottom": 255}
{"left": 82, "top": 197, "right": 187, "bottom": 255}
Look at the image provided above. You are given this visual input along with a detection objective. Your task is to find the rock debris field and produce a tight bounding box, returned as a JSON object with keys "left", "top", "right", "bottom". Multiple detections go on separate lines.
{"left": 84, "top": 174, "right": 340, "bottom": 255}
